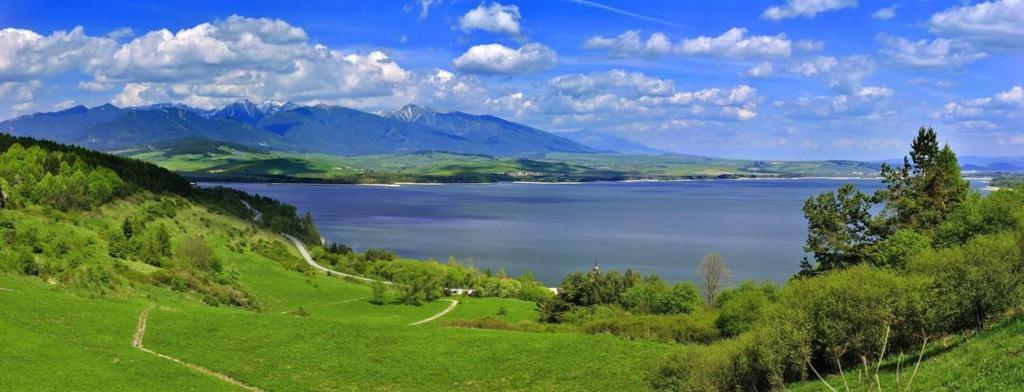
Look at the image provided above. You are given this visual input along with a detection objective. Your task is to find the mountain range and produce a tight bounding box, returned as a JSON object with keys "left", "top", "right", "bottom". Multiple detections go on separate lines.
{"left": 555, "top": 129, "right": 666, "bottom": 155}
{"left": 0, "top": 100, "right": 607, "bottom": 157}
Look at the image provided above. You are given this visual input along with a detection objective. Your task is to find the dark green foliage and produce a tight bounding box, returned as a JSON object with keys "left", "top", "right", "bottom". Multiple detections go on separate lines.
{"left": 877, "top": 128, "right": 969, "bottom": 233}
{"left": 800, "top": 184, "right": 877, "bottom": 273}
{"left": 326, "top": 242, "right": 352, "bottom": 254}
{"left": 619, "top": 279, "right": 703, "bottom": 315}
{"left": 802, "top": 128, "right": 970, "bottom": 274}
{"left": 0, "top": 143, "right": 124, "bottom": 211}
{"left": 364, "top": 248, "right": 396, "bottom": 262}
{"left": 0, "top": 133, "right": 192, "bottom": 196}
{"left": 193, "top": 187, "right": 320, "bottom": 244}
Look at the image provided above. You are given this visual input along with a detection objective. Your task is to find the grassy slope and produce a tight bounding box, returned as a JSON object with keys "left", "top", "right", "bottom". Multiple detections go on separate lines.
{"left": 1, "top": 195, "right": 669, "bottom": 391}
{"left": 0, "top": 274, "right": 239, "bottom": 391}
{"left": 143, "top": 251, "right": 669, "bottom": 390}
{"left": 789, "top": 316, "right": 1024, "bottom": 391}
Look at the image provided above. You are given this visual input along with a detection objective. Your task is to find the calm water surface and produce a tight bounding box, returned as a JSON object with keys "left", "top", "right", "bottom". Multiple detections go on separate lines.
{"left": 207, "top": 179, "right": 982, "bottom": 285}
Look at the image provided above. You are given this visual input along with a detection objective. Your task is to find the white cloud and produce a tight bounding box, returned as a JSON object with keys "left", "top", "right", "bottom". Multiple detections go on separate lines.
{"left": 742, "top": 62, "right": 775, "bottom": 78}
{"left": 943, "top": 85, "right": 1023, "bottom": 121}
{"left": 0, "top": 26, "right": 116, "bottom": 81}
{"left": 583, "top": 30, "right": 671, "bottom": 58}
{"left": 106, "top": 27, "right": 134, "bottom": 40}
{"left": 877, "top": 34, "right": 986, "bottom": 68}
{"left": 784, "top": 55, "right": 876, "bottom": 94}
{"left": 459, "top": 2, "right": 522, "bottom": 36}
{"left": 675, "top": 28, "right": 792, "bottom": 59}
{"left": 549, "top": 69, "right": 675, "bottom": 96}
{"left": 762, "top": 0, "right": 858, "bottom": 21}
{"left": 113, "top": 82, "right": 155, "bottom": 107}
{"left": 795, "top": 39, "right": 825, "bottom": 52}
{"left": 857, "top": 86, "right": 893, "bottom": 98}
{"left": 0, "top": 80, "right": 42, "bottom": 101}
{"left": 929, "top": 0, "right": 1024, "bottom": 48}
{"left": 872, "top": 5, "right": 897, "bottom": 20}
{"left": 452, "top": 43, "right": 556, "bottom": 74}
{"left": 52, "top": 100, "right": 76, "bottom": 110}
{"left": 415, "top": 0, "right": 440, "bottom": 20}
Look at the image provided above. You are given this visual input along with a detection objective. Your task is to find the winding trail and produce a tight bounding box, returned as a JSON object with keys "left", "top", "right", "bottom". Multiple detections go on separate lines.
{"left": 133, "top": 304, "right": 263, "bottom": 392}
{"left": 409, "top": 299, "right": 459, "bottom": 326}
{"left": 283, "top": 234, "right": 392, "bottom": 285}
{"left": 283, "top": 233, "right": 458, "bottom": 325}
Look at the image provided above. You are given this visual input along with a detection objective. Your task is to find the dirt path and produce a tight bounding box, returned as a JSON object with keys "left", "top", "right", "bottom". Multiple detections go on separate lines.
{"left": 133, "top": 304, "right": 264, "bottom": 392}
{"left": 0, "top": 287, "right": 12, "bottom": 292}
{"left": 283, "top": 234, "right": 460, "bottom": 325}
{"left": 409, "top": 299, "right": 459, "bottom": 326}
{"left": 283, "top": 234, "right": 393, "bottom": 285}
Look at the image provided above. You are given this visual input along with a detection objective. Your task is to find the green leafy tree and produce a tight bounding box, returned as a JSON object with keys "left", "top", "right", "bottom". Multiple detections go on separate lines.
{"left": 800, "top": 184, "right": 877, "bottom": 273}
{"left": 877, "top": 127, "right": 969, "bottom": 233}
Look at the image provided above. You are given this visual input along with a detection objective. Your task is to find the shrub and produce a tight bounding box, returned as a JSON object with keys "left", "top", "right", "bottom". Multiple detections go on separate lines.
{"left": 582, "top": 312, "right": 720, "bottom": 344}
{"left": 715, "top": 281, "right": 780, "bottom": 337}
{"left": 370, "top": 280, "right": 388, "bottom": 305}
{"left": 650, "top": 334, "right": 759, "bottom": 391}
{"left": 909, "top": 231, "right": 1024, "bottom": 331}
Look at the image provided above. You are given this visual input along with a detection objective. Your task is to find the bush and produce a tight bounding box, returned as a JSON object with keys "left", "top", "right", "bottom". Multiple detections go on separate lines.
{"left": 620, "top": 280, "right": 702, "bottom": 315}
{"left": 650, "top": 334, "right": 759, "bottom": 391}
{"left": 582, "top": 312, "right": 719, "bottom": 344}
{"left": 909, "top": 231, "right": 1024, "bottom": 331}
{"left": 715, "top": 281, "right": 780, "bottom": 337}
{"left": 370, "top": 280, "right": 388, "bottom": 305}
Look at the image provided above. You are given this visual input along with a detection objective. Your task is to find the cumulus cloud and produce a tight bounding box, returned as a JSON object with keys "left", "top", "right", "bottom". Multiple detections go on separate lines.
{"left": 59, "top": 16, "right": 411, "bottom": 107}
{"left": 784, "top": 55, "right": 878, "bottom": 94}
{"left": 452, "top": 43, "right": 556, "bottom": 74}
{"left": 929, "top": 0, "right": 1024, "bottom": 48}
{"left": 0, "top": 26, "right": 116, "bottom": 81}
{"left": 0, "top": 80, "right": 42, "bottom": 101}
{"left": 943, "top": 85, "right": 1024, "bottom": 120}
{"left": 742, "top": 62, "right": 775, "bottom": 78}
{"left": 583, "top": 30, "right": 671, "bottom": 58}
{"left": 549, "top": 70, "right": 675, "bottom": 96}
{"left": 877, "top": 34, "right": 986, "bottom": 68}
{"left": 675, "top": 28, "right": 792, "bottom": 59}
{"left": 762, "top": 0, "right": 858, "bottom": 21}
{"left": 459, "top": 2, "right": 522, "bottom": 36}
{"left": 872, "top": 5, "right": 897, "bottom": 20}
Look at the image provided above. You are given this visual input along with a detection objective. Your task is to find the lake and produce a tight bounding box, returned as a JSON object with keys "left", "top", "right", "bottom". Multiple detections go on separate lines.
{"left": 206, "top": 179, "right": 985, "bottom": 285}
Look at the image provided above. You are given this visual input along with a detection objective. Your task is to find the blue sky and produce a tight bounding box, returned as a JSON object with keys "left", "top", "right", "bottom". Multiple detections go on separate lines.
{"left": 0, "top": 0, "right": 1021, "bottom": 159}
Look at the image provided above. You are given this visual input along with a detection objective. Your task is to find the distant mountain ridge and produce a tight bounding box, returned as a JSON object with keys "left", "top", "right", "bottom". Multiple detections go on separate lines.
{"left": 382, "top": 104, "right": 594, "bottom": 155}
{"left": 0, "top": 101, "right": 594, "bottom": 157}
{"left": 556, "top": 129, "right": 665, "bottom": 155}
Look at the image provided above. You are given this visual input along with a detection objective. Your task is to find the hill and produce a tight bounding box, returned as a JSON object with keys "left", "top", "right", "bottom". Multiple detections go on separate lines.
{"left": 556, "top": 129, "right": 665, "bottom": 155}
{"left": 0, "top": 132, "right": 667, "bottom": 390}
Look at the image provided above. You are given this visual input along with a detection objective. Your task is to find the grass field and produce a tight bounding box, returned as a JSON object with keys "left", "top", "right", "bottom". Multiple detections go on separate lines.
{"left": 0, "top": 194, "right": 671, "bottom": 391}
{"left": 119, "top": 140, "right": 884, "bottom": 183}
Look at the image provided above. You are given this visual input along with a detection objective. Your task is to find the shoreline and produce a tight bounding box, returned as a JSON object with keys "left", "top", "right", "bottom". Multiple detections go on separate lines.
{"left": 197, "top": 176, "right": 896, "bottom": 188}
